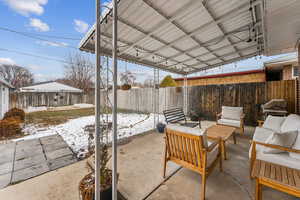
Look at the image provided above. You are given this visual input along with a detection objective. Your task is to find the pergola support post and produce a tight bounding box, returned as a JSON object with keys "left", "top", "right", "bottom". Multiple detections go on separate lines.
{"left": 95, "top": 0, "right": 101, "bottom": 199}
{"left": 297, "top": 43, "right": 300, "bottom": 114}
{"left": 112, "top": 0, "right": 118, "bottom": 199}
{"left": 153, "top": 68, "right": 159, "bottom": 128}
{"left": 183, "top": 75, "right": 188, "bottom": 115}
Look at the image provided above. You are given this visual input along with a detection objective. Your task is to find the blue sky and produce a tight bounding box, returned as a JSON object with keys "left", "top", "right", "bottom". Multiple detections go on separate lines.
{"left": 0, "top": 0, "right": 295, "bottom": 83}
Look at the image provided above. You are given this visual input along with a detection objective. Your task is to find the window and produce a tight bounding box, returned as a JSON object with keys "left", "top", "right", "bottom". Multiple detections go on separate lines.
{"left": 293, "top": 66, "right": 299, "bottom": 77}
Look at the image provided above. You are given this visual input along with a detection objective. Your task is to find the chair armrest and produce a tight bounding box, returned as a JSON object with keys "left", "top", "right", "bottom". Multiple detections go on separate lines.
{"left": 207, "top": 139, "right": 220, "bottom": 152}
{"left": 253, "top": 141, "right": 300, "bottom": 154}
{"left": 240, "top": 113, "right": 245, "bottom": 120}
{"left": 216, "top": 112, "right": 222, "bottom": 121}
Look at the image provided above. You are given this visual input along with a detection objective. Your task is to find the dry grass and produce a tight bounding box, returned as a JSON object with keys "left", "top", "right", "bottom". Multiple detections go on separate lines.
{"left": 25, "top": 107, "right": 148, "bottom": 126}
{"left": 25, "top": 108, "right": 95, "bottom": 126}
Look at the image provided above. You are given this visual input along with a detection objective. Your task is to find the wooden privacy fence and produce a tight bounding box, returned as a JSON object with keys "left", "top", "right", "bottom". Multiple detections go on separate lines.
{"left": 115, "top": 80, "right": 298, "bottom": 125}
{"left": 114, "top": 87, "right": 183, "bottom": 113}
{"left": 10, "top": 91, "right": 95, "bottom": 109}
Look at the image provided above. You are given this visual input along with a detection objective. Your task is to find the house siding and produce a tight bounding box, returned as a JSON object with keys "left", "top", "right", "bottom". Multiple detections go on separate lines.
{"left": 175, "top": 71, "right": 266, "bottom": 87}
{"left": 282, "top": 65, "right": 293, "bottom": 80}
{"left": 0, "top": 84, "right": 10, "bottom": 119}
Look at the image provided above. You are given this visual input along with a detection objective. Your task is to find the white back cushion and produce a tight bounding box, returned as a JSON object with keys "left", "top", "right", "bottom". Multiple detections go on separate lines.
{"left": 262, "top": 131, "right": 298, "bottom": 154}
{"left": 263, "top": 115, "right": 285, "bottom": 132}
{"left": 166, "top": 124, "right": 208, "bottom": 147}
{"left": 280, "top": 114, "right": 300, "bottom": 133}
{"left": 290, "top": 131, "right": 300, "bottom": 160}
{"left": 221, "top": 106, "right": 243, "bottom": 120}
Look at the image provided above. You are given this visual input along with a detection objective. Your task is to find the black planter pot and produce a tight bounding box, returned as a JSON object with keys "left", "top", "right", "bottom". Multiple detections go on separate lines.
{"left": 156, "top": 123, "right": 166, "bottom": 133}
{"left": 92, "top": 186, "right": 112, "bottom": 200}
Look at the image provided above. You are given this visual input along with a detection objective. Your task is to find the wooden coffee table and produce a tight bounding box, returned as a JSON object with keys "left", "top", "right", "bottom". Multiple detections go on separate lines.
{"left": 206, "top": 124, "right": 236, "bottom": 160}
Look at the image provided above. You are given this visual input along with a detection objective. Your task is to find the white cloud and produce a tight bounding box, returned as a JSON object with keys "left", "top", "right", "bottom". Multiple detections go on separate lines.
{"left": 0, "top": 58, "right": 16, "bottom": 65}
{"left": 29, "top": 18, "right": 50, "bottom": 32}
{"left": 4, "top": 0, "right": 48, "bottom": 16}
{"left": 74, "top": 19, "right": 89, "bottom": 33}
{"left": 36, "top": 40, "right": 68, "bottom": 47}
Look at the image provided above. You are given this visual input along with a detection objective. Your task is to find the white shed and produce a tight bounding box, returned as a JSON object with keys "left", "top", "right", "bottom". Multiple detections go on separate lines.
{"left": 0, "top": 78, "right": 14, "bottom": 119}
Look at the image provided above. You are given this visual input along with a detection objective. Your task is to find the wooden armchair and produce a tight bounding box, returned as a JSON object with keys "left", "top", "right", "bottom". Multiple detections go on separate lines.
{"left": 163, "top": 125, "right": 222, "bottom": 200}
{"left": 250, "top": 141, "right": 300, "bottom": 199}
{"left": 216, "top": 106, "right": 245, "bottom": 134}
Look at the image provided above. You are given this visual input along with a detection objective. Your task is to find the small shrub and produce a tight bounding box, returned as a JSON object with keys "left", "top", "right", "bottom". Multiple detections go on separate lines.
{"left": 160, "top": 75, "right": 177, "bottom": 88}
{"left": 121, "top": 84, "right": 131, "bottom": 90}
{"left": 0, "top": 117, "right": 22, "bottom": 139}
{"left": 4, "top": 108, "right": 25, "bottom": 122}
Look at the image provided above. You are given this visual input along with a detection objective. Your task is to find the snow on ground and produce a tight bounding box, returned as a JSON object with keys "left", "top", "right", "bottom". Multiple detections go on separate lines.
{"left": 25, "top": 106, "right": 48, "bottom": 113}
{"left": 19, "top": 113, "right": 165, "bottom": 158}
{"left": 73, "top": 103, "right": 94, "bottom": 108}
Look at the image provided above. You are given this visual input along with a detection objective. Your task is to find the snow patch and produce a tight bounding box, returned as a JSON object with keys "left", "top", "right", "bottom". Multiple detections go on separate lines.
{"left": 20, "top": 113, "right": 165, "bottom": 158}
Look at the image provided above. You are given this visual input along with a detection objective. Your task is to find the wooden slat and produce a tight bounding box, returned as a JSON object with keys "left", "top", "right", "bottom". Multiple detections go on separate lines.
{"left": 275, "top": 165, "right": 282, "bottom": 182}
{"left": 293, "top": 169, "right": 300, "bottom": 187}
{"left": 270, "top": 164, "right": 276, "bottom": 180}
{"left": 260, "top": 161, "right": 266, "bottom": 177}
{"left": 287, "top": 168, "right": 296, "bottom": 187}
{"left": 182, "top": 136, "right": 188, "bottom": 162}
{"left": 281, "top": 166, "right": 289, "bottom": 185}
{"left": 265, "top": 162, "right": 271, "bottom": 178}
{"left": 252, "top": 160, "right": 261, "bottom": 178}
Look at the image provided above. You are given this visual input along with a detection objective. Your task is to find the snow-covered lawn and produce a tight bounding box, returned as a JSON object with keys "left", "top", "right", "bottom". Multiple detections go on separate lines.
{"left": 18, "top": 113, "right": 165, "bottom": 158}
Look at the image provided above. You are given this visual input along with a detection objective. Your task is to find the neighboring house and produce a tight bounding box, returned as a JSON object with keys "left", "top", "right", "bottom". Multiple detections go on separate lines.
{"left": 15, "top": 81, "right": 83, "bottom": 108}
{"left": 0, "top": 77, "right": 14, "bottom": 119}
{"left": 174, "top": 70, "right": 266, "bottom": 87}
{"left": 264, "top": 54, "right": 299, "bottom": 81}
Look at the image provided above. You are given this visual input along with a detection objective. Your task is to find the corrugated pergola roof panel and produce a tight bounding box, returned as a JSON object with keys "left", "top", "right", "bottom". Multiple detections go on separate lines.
{"left": 79, "top": 0, "right": 264, "bottom": 75}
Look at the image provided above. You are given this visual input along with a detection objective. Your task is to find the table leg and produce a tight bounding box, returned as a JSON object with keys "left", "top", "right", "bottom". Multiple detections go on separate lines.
{"left": 221, "top": 140, "right": 227, "bottom": 160}
{"left": 233, "top": 132, "right": 237, "bottom": 144}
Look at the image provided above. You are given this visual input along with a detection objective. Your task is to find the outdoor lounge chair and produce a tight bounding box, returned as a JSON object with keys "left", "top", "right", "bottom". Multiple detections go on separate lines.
{"left": 163, "top": 108, "right": 199, "bottom": 128}
{"left": 163, "top": 124, "right": 222, "bottom": 200}
{"left": 216, "top": 106, "right": 245, "bottom": 134}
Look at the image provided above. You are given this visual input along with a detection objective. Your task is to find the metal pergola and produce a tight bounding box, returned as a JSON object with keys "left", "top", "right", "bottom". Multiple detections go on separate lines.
{"left": 80, "top": 0, "right": 300, "bottom": 199}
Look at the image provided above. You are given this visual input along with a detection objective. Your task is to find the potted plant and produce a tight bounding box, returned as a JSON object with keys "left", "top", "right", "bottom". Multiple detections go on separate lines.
{"left": 190, "top": 110, "right": 201, "bottom": 122}
{"left": 156, "top": 122, "right": 166, "bottom": 133}
{"left": 79, "top": 144, "right": 114, "bottom": 200}
{"left": 120, "top": 70, "right": 135, "bottom": 90}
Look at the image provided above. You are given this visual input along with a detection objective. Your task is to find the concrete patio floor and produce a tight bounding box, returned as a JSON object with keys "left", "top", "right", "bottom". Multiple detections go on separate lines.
{"left": 0, "top": 121, "right": 298, "bottom": 200}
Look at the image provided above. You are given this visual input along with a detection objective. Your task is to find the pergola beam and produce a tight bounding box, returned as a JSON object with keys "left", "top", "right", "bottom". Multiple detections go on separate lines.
{"left": 188, "top": 52, "right": 258, "bottom": 74}
{"left": 118, "top": 0, "right": 203, "bottom": 56}
{"left": 188, "top": 44, "right": 258, "bottom": 68}
{"left": 98, "top": 31, "right": 197, "bottom": 72}
{"left": 167, "top": 32, "right": 263, "bottom": 68}
{"left": 201, "top": 1, "right": 242, "bottom": 57}
{"left": 116, "top": 17, "right": 208, "bottom": 68}
{"left": 137, "top": 0, "right": 260, "bottom": 62}
{"left": 139, "top": 0, "right": 225, "bottom": 62}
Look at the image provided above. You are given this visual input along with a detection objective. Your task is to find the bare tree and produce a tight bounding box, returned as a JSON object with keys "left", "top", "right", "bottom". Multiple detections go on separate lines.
{"left": 143, "top": 77, "right": 154, "bottom": 88}
{"left": 64, "top": 53, "right": 94, "bottom": 92}
{"left": 0, "top": 64, "right": 34, "bottom": 88}
{"left": 120, "top": 70, "right": 136, "bottom": 85}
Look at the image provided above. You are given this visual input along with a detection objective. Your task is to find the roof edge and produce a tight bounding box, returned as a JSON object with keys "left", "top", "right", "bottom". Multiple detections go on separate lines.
{"left": 174, "top": 69, "right": 265, "bottom": 81}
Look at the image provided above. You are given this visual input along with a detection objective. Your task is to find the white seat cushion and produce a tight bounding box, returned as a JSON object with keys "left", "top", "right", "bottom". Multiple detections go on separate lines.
{"left": 280, "top": 114, "right": 300, "bottom": 133}
{"left": 263, "top": 115, "right": 285, "bottom": 132}
{"left": 257, "top": 152, "right": 300, "bottom": 170}
{"left": 217, "top": 118, "right": 240, "bottom": 128}
{"left": 207, "top": 141, "right": 219, "bottom": 167}
{"left": 290, "top": 131, "right": 300, "bottom": 160}
{"left": 249, "top": 127, "right": 274, "bottom": 157}
{"left": 221, "top": 106, "right": 243, "bottom": 121}
{"left": 166, "top": 124, "right": 208, "bottom": 147}
{"left": 262, "top": 131, "right": 298, "bottom": 154}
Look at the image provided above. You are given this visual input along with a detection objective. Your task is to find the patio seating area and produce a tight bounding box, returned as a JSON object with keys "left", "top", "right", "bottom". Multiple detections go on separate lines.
{"left": 0, "top": 120, "right": 297, "bottom": 200}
